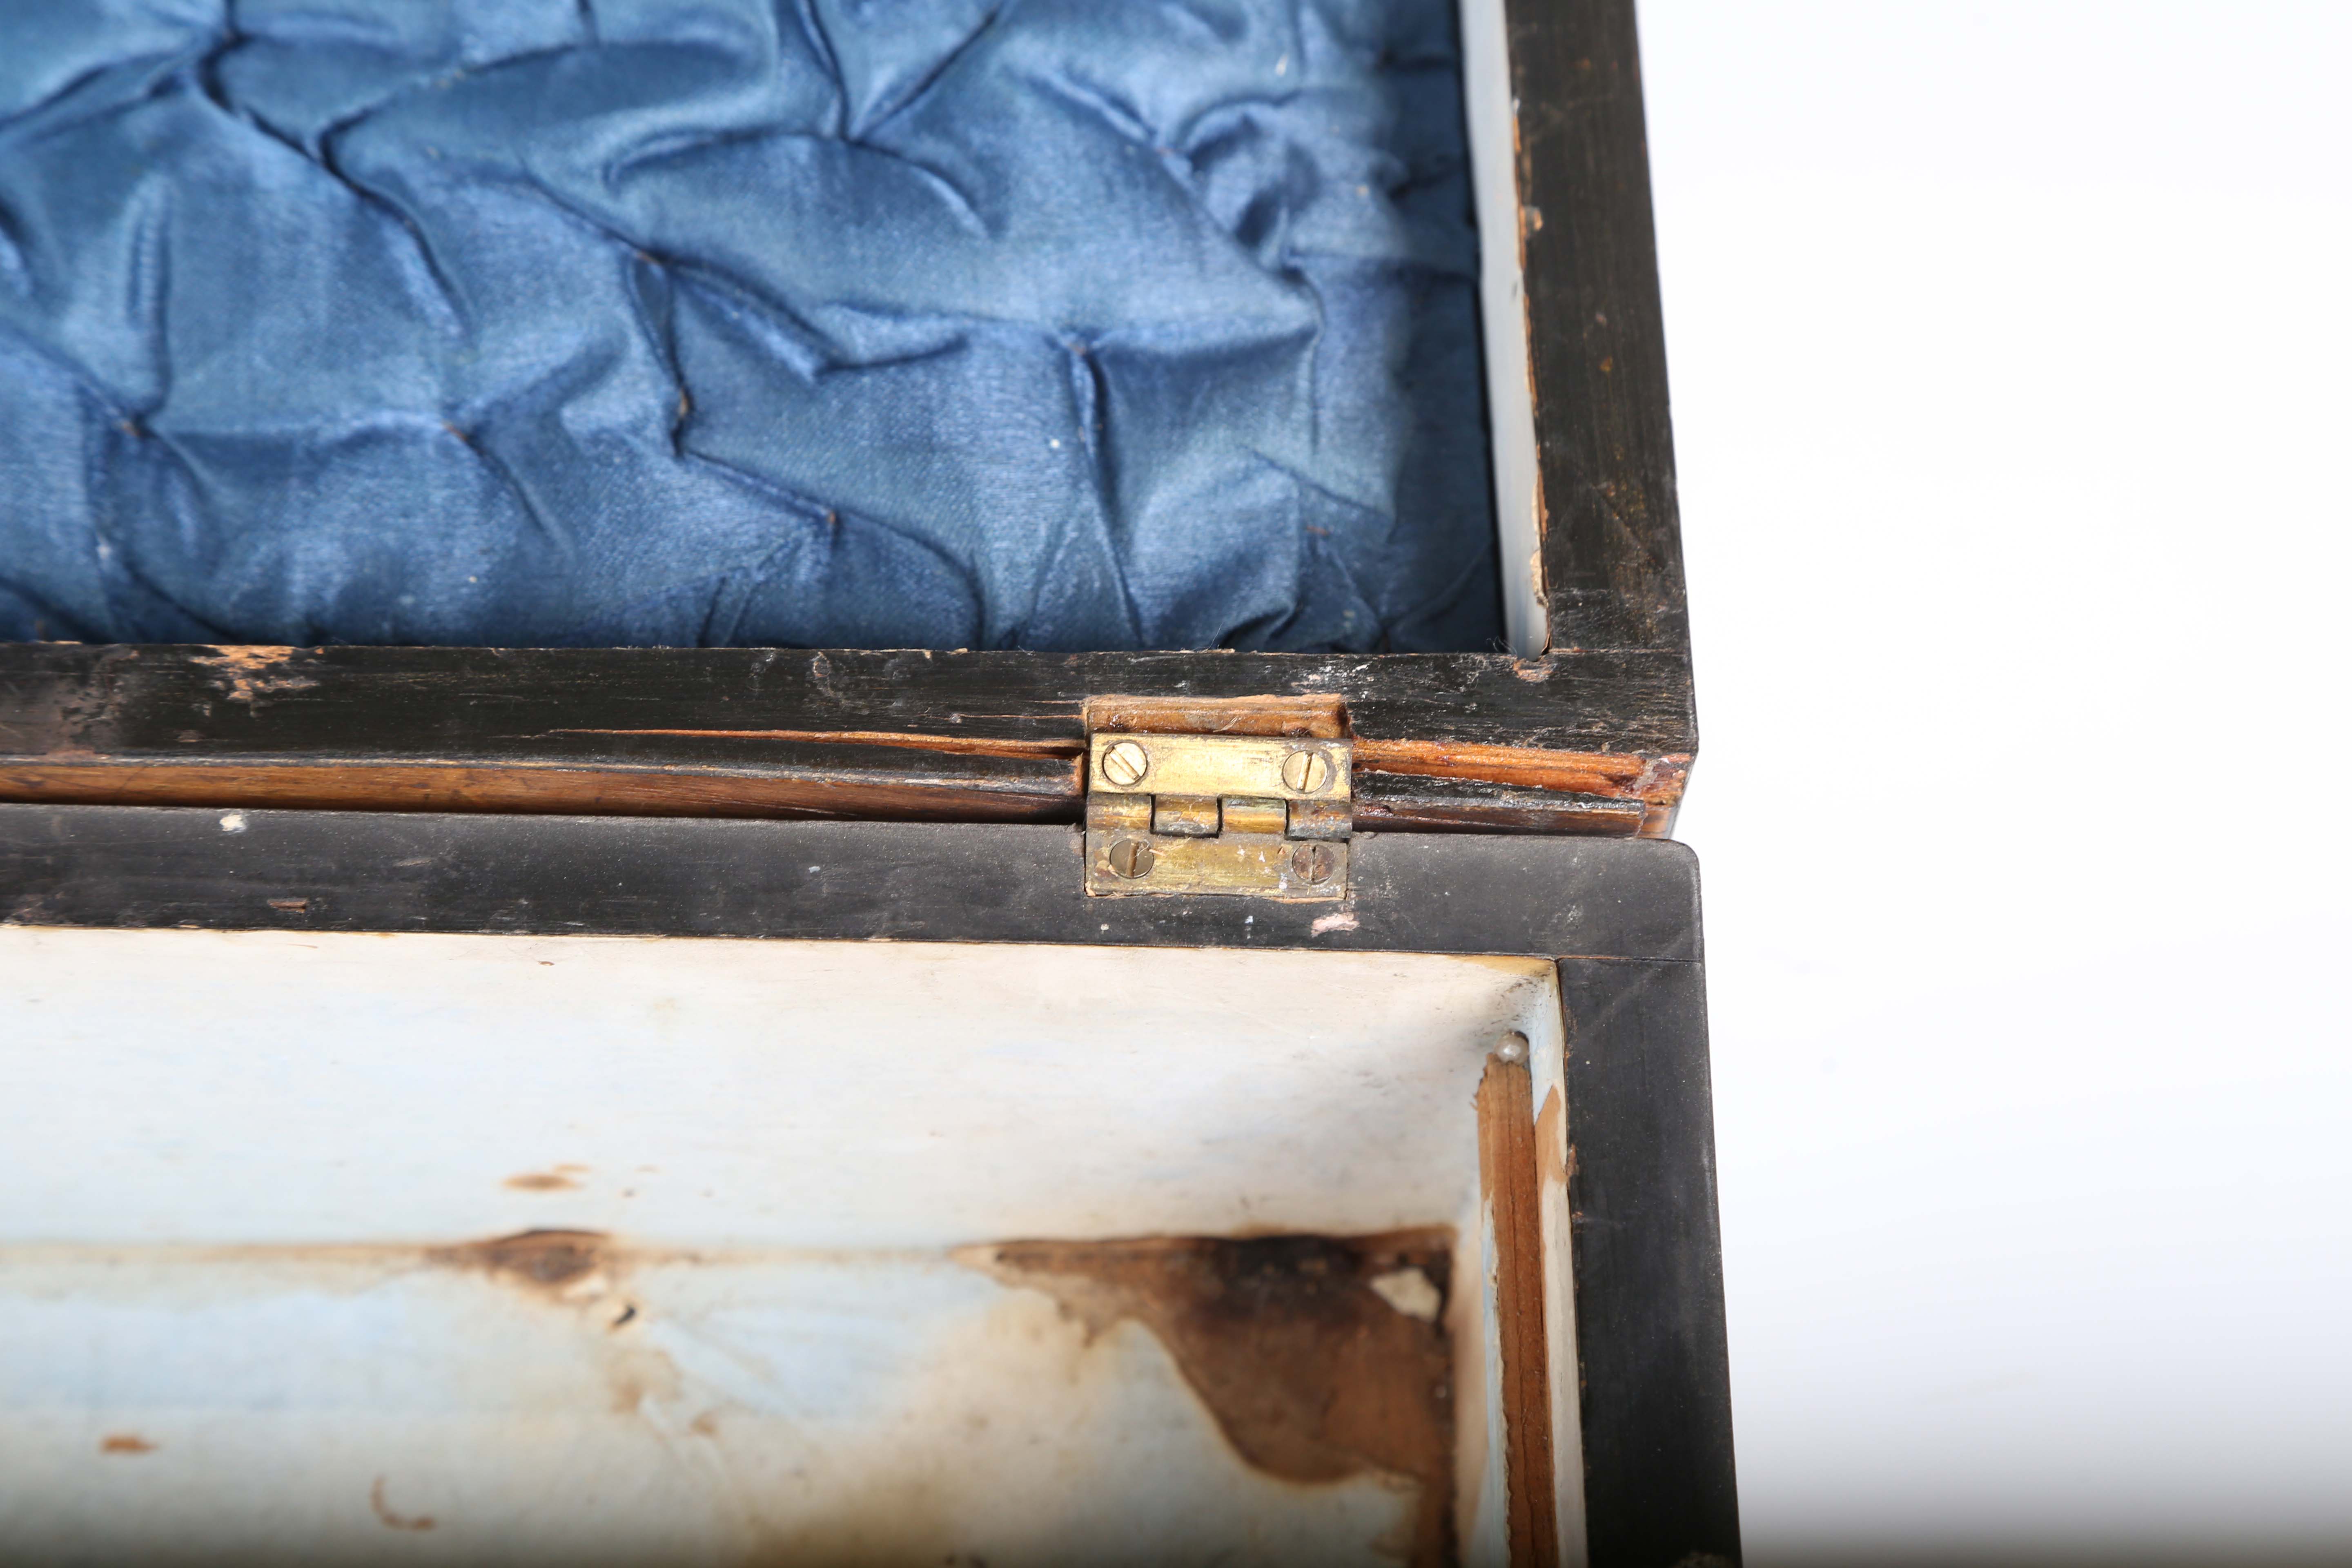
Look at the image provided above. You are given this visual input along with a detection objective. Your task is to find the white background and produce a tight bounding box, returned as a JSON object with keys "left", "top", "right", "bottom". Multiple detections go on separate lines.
{"left": 1645, "top": 1, "right": 2352, "bottom": 1560}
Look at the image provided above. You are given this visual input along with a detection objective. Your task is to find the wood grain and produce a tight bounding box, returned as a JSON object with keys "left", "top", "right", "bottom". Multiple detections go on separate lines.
{"left": 1479, "top": 1048, "right": 1560, "bottom": 1568}
{"left": 0, "top": 808, "right": 1706, "bottom": 962}
{"left": 1081, "top": 693, "right": 1348, "bottom": 740}
{"left": 0, "top": 646, "right": 1689, "bottom": 834}
{"left": 1354, "top": 774, "right": 1648, "bottom": 837}
{"left": 1354, "top": 739, "right": 1687, "bottom": 804}
{"left": 977, "top": 1232, "right": 1459, "bottom": 1568}
{"left": 1509, "top": 0, "right": 1690, "bottom": 659}
{"left": 0, "top": 756, "right": 1079, "bottom": 823}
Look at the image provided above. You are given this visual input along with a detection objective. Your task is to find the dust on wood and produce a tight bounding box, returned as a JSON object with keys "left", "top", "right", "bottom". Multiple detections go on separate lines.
{"left": 969, "top": 1229, "right": 1458, "bottom": 1567}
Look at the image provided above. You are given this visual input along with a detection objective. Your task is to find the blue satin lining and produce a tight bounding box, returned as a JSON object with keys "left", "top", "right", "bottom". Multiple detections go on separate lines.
{"left": 0, "top": 0, "right": 1498, "bottom": 652}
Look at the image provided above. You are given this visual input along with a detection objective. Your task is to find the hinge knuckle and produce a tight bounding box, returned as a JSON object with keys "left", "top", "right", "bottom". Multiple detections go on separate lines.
{"left": 1082, "top": 733, "right": 1354, "bottom": 899}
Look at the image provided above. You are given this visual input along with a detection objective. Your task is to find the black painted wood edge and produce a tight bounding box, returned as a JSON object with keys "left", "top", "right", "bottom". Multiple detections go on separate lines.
{"left": 1355, "top": 771, "right": 1649, "bottom": 835}
{"left": 1559, "top": 956, "right": 1741, "bottom": 1567}
{"left": 0, "top": 643, "right": 1696, "bottom": 758}
{"left": 0, "top": 804, "right": 1701, "bottom": 961}
{"left": 1509, "top": 0, "right": 1691, "bottom": 662}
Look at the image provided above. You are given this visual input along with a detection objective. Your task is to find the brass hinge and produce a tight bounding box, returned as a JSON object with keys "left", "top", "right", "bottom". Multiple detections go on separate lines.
{"left": 1083, "top": 733, "right": 1352, "bottom": 899}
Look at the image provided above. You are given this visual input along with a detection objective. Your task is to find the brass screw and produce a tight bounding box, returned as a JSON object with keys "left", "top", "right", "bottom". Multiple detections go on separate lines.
{"left": 1107, "top": 837, "right": 1156, "bottom": 879}
{"left": 1291, "top": 843, "right": 1336, "bottom": 885}
{"left": 1281, "top": 748, "right": 1332, "bottom": 794}
{"left": 1100, "top": 740, "right": 1150, "bottom": 788}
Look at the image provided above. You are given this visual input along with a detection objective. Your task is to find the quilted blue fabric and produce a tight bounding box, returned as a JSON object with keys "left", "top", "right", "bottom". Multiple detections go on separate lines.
{"left": 0, "top": 0, "right": 1498, "bottom": 651}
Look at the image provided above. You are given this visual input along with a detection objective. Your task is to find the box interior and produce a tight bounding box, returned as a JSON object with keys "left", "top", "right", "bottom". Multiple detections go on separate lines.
{"left": 0, "top": 928, "right": 1578, "bottom": 1565}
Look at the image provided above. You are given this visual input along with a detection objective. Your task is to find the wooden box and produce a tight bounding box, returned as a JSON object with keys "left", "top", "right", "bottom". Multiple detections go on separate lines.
{"left": 0, "top": 0, "right": 1731, "bottom": 1563}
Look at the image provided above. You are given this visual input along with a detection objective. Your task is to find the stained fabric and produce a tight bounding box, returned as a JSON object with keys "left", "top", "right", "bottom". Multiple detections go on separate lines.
{"left": 0, "top": 0, "right": 1498, "bottom": 652}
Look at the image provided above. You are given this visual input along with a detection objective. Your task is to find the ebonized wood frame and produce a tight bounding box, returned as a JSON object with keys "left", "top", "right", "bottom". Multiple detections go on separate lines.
{"left": 0, "top": 0, "right": 1692, "bottom": 840}
{"left": 0, "top": 806, "right": 1740, "bottom": 1568}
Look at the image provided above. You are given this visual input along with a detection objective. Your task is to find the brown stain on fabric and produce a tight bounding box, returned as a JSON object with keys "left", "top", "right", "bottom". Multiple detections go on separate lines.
{"left": 369, "top": 1476, "right": 435, "bottom": 1532}
{"left": 503, "top": 1165, "right": 587, "bottom": 1192}
{"left": 99, "top": 1433, "right": 156, "bottom": 1454}
{"left": 969, "top": 1229, "right": 1458, "bottom": 1567}
{"left": 428, "top": 1229, "right": 610, "bottom": 1297}
{"left": 425, "top": 1230, "right": 679, "bottom": 1414}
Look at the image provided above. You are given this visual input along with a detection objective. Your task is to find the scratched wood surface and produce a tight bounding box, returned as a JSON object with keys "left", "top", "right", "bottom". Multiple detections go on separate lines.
{"left": 0, "top": 643, "right": 1693, "bottom": 835}
{"left": 0, "top": 809, "right": 1704, "bottom": 961}
{"left": 1511, "top": 0, "right": 1690, "bottom": 662}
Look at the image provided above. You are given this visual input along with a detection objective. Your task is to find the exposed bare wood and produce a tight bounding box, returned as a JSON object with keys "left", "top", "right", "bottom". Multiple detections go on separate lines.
{"left": 542, "top": 728, "right": 1080, "bottom": 760}
{"left": 0, "top": 757, "right": 1078, "bottom": 824}
{"left": 0, "top": 644, "right": 1693, "bottom": 766}
{"left": 1355, "top": 775, "right": 1648, "bottom": 837}
{"left": 1356, "top": 739, "right": 1684, "bottom": 804}
{"left": 1479, "top": 1047, "right": 1560, "bottom": 1568}
{"left": 1081, "top": 693, "right": 1350, "bottom": 739}
{"left": 0, "top": 648, "right": 1691, "bottom": 834}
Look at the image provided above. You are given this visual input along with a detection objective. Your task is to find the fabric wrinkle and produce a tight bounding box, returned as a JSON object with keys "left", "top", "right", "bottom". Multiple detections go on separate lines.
{"left": 0, "top": 0, "right": 1499, "bottom": 653}
{"left": 837, "top": 2, "right": 1004, "bottom": 143}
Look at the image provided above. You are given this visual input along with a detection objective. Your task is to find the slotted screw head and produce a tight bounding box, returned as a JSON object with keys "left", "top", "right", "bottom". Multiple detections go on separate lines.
{"left": 1281, "top": 748, "right": 1332, "bottom": 794}
{"left": 1291, "top": 843, "right": 1336, "bottom": 885}
{"left": 1107, "top": 837, "right": 1156, "bottom": 879}
{"left": 1100, "top": 740, "right": 1150, "bottom": 788}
